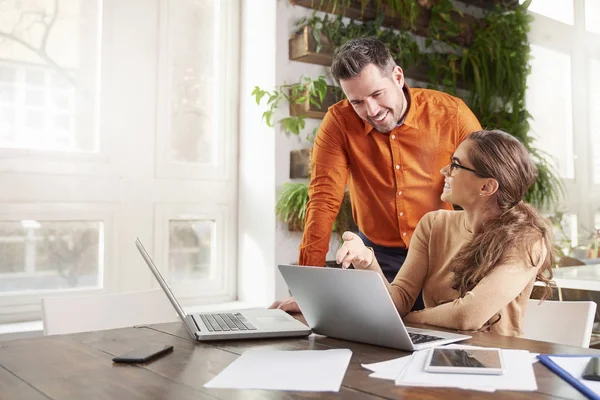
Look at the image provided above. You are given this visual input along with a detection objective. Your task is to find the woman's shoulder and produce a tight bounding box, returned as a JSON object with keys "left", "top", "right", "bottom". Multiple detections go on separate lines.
{"left": 422, "top": 209, "right": 464, "bottom": 225}
{"left": 416, "top": 210, "right": 466, "bottom": 237}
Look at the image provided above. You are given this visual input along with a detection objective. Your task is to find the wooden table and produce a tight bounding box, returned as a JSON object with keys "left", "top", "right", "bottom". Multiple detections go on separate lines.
{"left": 1, "top": 318, "right": 599, "bottom": 399}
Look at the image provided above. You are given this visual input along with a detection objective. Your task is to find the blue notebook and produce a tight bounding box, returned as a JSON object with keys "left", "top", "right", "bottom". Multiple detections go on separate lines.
{"left": 537, "top": 354, "right": 600, "bottom": 400}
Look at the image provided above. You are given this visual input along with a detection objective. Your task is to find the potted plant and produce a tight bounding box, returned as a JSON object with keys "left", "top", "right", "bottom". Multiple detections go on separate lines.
{"left": 276, "top": 182, "right": 357, "bottom": 239}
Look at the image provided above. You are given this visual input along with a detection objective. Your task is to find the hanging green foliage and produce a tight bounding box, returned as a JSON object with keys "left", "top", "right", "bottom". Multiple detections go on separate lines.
{"left": 291, "top": 0, "right": 561, "bottom": 209}
{"left": 252, "top": 75, "right": 329, "bottom": 140}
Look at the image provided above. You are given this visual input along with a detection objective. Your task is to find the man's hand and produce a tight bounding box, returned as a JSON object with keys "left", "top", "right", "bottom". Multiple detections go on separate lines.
{"left": 268, "top": 296, "right": 301, "bottom": 313}
{"left": 335, "top": 231, "right": 374, "bottom": 269}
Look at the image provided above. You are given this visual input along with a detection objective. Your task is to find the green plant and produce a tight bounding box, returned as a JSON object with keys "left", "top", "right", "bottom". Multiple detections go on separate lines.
{"left": 290, "top": 0, "right": 562, "bottom": 209}
{"left": 252, "top": 75, "right": 328, "bottom": 140}
{"left": 305, "top": 0, "right": 419, "bottom": 26}
{"left": 548, "top": 210, "right": 577, "bottom": 258}
{"left": 297, "top": 12, "right": 420, "bottom": 66}
{"left": 427, "top": 0, "right": 463, "bottom": 43}
{"left": 276, "top": 182, "right": 310, "bottom": 231}
{"left": 276, "top": 182, "right": 357, "bottom": 239}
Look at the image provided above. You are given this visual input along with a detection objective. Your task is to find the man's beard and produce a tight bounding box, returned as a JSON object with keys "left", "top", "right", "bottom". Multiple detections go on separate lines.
{"left": 368, "top": 108, "right": 398, "bottom": 133}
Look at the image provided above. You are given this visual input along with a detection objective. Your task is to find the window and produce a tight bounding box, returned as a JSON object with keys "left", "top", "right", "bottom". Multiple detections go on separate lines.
{"left": 0, "top": 0, "right": 239, "bottom": 323}
{"left": 591, "top": 58, "right": 600, "bottom": 185}
{"left": 0, "top": 64, "right": 79, "bottom": 151}
{"left": 0, "top": 0, "right": 99, "bottom": 153}
{"left": 156, "top": 0, "right": 236, "bottom": 180}
{"left": 169, "top": 220, "right": 214, "bottom": 282}
{"left": 0, "top": 221, "right": 102, "bottom": 292}
{"left": 527, "top": 44, "right": 574, "bottom": 179}
{"left": 585, "top": 0, "right": 600, "bottom": 35}
{"left": 167, "top": 0, "right": 219, "bottom": 165}
{"left": 526, "top": 0, "right": 573, "bottom": 25}
{"left": 526, "top": 1, "right": 600, "bottom": 257}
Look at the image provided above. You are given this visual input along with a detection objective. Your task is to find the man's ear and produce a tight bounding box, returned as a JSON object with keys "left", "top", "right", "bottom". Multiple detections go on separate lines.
{"left": 392, "top": 65, "right": 404, "bottom": 87}
{"left": 480, "top": 178, "right": 499, "bottom": 197}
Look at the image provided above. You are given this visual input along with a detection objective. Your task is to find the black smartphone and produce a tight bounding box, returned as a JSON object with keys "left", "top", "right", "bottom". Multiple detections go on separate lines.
{"left": 112, "top": 344, "right": 174, "bottom": 364}
{"left": 582, "top": 357, "right": 600, "bottom": 381}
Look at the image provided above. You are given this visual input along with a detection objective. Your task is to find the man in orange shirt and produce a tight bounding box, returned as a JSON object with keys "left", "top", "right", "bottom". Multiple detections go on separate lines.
{"left": 271, "top": 37, "right": 481, "bottom": 312}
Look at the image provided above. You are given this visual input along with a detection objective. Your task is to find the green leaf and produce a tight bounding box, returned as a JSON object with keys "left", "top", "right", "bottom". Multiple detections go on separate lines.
{"left": 263, "top": 110, "right": 274, "bottom": 127}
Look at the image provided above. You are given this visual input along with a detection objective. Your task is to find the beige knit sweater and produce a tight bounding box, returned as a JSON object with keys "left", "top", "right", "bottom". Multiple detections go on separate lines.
{"left": 365, "top": 210, "right": 544, "bottom": 337}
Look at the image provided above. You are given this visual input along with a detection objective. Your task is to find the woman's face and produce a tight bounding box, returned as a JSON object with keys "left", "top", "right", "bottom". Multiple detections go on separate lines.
{"left": 440, "top": 139, "right": 487, "bottom": 208}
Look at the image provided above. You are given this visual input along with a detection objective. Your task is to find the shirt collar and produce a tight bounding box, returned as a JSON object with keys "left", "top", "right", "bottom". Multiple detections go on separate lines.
{"left": 363, "top": 84, "right": 419, "bottom": 135}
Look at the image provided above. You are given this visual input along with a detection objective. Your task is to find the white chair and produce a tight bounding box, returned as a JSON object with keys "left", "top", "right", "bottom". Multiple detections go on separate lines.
{"left": 523, "top": 299, "right": 596, "bottom": 347}
{"left": 42, "top": 289, "right": 179, "bottom": 335}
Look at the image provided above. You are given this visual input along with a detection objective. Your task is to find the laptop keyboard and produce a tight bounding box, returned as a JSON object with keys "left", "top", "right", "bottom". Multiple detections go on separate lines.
{"left": 409, "top": 332, "right": 444, "bottom": 344}
{"left": 199, "top": 312, "right": 257, "bottom": 332}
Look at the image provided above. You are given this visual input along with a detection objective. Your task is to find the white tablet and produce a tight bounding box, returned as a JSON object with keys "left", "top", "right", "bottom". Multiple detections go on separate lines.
{"left": 424, "top": 347, "right": 504, "bottom": 375}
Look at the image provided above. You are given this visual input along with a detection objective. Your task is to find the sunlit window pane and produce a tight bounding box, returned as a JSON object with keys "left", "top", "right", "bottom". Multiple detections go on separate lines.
{"left": 0, "top": 221, "right": 103, "bottom": 292}
{"left": 527, "top": 44, "right": 574, "bottom": 179}
{"left": 168, "top": 220, "right": 214, "bottom": 282}
{"left": 524, "top": 0, "right": 573, "bottom": 25}
{"left": 0, "top": 0, "right": 100, "bottom": 152}
{"left": 586, "top": 0, "right": 600, "bottom": 35}
{"left": 168, "top": 0, "right": 220, "bottom": 164}
{"left": 591, "top": 59, "right": 600, "bottom": 185}
{"left": 550, "top": 212, "right": 578, "bottom": 255}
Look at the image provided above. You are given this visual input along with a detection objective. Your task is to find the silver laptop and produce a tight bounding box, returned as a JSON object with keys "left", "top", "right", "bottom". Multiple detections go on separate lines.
{"left": 278, "top": 264, "right": 470, "bottom": 351}
{"left": 135, "top": 238, "right": 311, "bottom": 340}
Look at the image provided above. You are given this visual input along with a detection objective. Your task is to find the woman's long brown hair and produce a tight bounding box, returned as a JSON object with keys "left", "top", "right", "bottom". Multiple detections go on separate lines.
{"left": 449, "top": 130, "right": 555, "bottom": 302}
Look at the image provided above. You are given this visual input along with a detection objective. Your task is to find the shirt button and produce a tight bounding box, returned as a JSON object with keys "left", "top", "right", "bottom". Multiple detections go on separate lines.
{"left": 398, "top": 191, "right": 402, "bottom": 196}
{"left": 395, "top": 165, "right": 400, "bottom": 170}
{"left": 399, "top": 212, "right": 404, "bottom": 216}
{"left": 402, "top": 232, "right": 407, "bottom": 236}
{"left": 391, "top": 135, "right": 396, "bottom": 139}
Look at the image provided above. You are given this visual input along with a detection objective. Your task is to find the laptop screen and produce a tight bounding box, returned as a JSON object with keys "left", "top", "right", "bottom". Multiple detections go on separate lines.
{"left": 135, "top": 238, "right": 188, "bottom": 323}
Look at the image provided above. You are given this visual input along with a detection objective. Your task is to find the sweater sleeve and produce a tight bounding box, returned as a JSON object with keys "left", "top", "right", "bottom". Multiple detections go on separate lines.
{"left": 404, "top": 240, "right": 546, "bottom": 331}
{"left": 364, "top": 211, "right": 436, "bottom": 315}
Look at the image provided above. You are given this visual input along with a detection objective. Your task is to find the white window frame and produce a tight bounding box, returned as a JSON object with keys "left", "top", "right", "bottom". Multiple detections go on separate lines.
{"left": 527, "top": 0, "right": 600, "bottom": 239}
{"left": 153, "top": 203, "right": 235, "bottom": 305}
{"left": 0, "top": 202, "right": 118, "bottom": 324}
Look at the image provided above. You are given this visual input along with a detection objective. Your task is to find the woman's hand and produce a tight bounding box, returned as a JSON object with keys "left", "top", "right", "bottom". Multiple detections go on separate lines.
{"left": 335, "top": 231, "right": 374, "bottom": 269}
{"left": 268, "top": 297, "right": 301, "bottom": 313}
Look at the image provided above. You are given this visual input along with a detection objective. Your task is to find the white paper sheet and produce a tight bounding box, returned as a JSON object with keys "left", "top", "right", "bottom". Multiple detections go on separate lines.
{"left": 204, "top": 349, "right": 352, "bottom": 392}
{"left": 548, "top": 356, "right": 600, "bottom": 395}
{"left": 362, "top": 345, "right": 539, "bottom": 383}
{"left": 362, "top": 355, "right": 413, "bottom": 380}
{"left": 395, "top": 345, "right": 537, "bottom": 392}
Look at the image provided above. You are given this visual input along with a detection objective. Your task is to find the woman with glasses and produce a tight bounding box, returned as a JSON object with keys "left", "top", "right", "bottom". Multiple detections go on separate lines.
{"left": 336, "top": 129, "right": 554, "bottom": 336}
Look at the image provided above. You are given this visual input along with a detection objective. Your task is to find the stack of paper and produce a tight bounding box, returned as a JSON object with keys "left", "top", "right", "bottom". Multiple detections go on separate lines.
{"left": 362, "top": 345, "right": 538, "bottom": 392}
{"left": 204, "top": 349, "right": 352, "bottom": 392}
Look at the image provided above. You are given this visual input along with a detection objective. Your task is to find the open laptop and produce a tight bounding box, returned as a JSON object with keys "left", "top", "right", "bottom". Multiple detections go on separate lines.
{"left": 135, "top": 238, "right": 311, "bottom": 340}
{"left": 278, "top": 264, "right": 471, "bottom": 351}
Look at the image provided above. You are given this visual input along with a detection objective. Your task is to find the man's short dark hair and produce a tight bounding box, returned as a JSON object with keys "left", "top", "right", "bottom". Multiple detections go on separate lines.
{"left": 330, "top": 37, "right": 396, "bottom": 84}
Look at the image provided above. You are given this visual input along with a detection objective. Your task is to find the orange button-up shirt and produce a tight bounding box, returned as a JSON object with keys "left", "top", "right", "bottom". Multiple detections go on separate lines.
{"left": 298, "top": 86, "right": 482, "bottom": 266}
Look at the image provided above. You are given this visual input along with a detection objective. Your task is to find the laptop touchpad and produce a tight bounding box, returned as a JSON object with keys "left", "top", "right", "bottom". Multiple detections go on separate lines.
{"left": 257, "top": 316, "right": 294, "bottom": 324}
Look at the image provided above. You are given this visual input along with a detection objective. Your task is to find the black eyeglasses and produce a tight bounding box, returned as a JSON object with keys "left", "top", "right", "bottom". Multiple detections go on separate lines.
{"left": 449, "top": 161, "right": 492, "bottom": 178}
{"left": 450, "top": 162, "right": 479, "bottom": 175}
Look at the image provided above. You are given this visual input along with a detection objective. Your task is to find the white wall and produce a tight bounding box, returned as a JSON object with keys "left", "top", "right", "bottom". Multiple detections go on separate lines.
{"left": 238, "top": 0, "right": 277, "bottom": 306}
